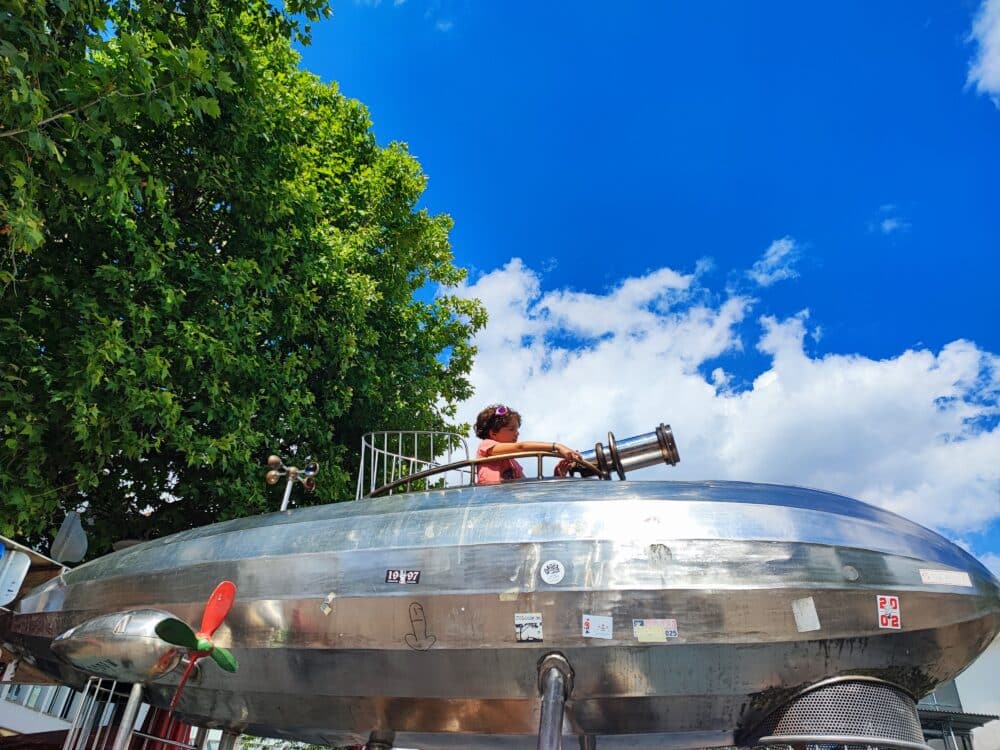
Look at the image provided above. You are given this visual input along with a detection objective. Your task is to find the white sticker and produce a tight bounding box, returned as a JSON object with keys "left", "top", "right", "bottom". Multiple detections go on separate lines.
{"left": 919, "top": 569, "right": 973, "bottom": 587}
{"left": 632, "top": 618, "right": 678, "bottom": 642}
{"left": 540, "top": 560, "right": 565, "bottom": 585}
{"left": 582, "top": 614, "right": 613, "bottom": 640}
{"left": 320, "top": 592, "right": 336, "bottom": 616}
{"left": 514, "top": 612, "right": 543, "bottom": 642}
{"left": 791, "top": 597, "right": 821, "bottom": 632}
{"left": 877, "top": 594, "right": 901, "bottom": 629}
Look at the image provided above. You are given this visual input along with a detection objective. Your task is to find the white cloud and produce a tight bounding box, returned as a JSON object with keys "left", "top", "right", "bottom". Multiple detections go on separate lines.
{"left": 451, "top": 258, "right": 1000, "bottom": 540}
{"left": 968, "top": 0, "right": 1000, "bottom": 105}
{"left": 871, "top": 205, "right": 911, "bottom": 235}
{"left": 435, "top": 19, "right": 454, "bottom": 32}
{"left": 747, "top": 237, "right": 799, "bottom": 287}
{"left": 880, "top": 217, "right": 906, "bottom": 234}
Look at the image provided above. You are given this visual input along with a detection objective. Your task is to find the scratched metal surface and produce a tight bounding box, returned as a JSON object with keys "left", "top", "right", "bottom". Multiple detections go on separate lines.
{"left": 8, "top": 479, "right": 1000, "bottom": 749}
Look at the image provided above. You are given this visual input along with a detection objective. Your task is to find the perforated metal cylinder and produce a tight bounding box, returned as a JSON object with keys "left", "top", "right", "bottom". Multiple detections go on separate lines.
{"left": 747, "top": 678, "right": 931, "bottom": 750}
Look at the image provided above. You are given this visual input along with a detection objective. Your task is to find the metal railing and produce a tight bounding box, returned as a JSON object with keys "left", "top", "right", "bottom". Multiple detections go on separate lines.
{"left": 355, "top": 423, "right": 678, "bottom": 499}
{"left": 356, "top": 430, "right": 608, "bottom": 499}
{"left": 356, "top": 431, "right": 472, "bottom": 499}
{"left": 61, "top": 677, "right": 118, "bottom": 750}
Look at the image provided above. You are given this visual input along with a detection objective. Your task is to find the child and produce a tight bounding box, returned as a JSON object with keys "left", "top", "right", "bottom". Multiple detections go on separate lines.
{"left": 474, "top": 404, "right": 585, "bottom": 484}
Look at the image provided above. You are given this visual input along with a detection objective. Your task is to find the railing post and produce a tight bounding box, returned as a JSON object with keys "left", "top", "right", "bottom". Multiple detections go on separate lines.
{"left": 110, "top": 682, "right": 144, "bottom": 750}
{"left": 217, "top": 730, "right": 240, "bottom": 750}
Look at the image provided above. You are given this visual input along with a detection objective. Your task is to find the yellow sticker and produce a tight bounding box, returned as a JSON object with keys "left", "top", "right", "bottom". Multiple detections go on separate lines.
{"left": 632, "top": 618, "right": 678, "bottom": 642}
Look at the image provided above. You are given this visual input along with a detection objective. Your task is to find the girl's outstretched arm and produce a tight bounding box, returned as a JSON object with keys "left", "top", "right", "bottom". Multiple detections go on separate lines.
{"left": 484, "top": 440, "right": 584, "bottom": 465}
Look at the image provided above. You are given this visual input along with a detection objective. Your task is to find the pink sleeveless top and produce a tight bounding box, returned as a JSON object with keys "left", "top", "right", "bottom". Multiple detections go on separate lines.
{"left": 476, "top": 439, "right": 525, "bottom": 484}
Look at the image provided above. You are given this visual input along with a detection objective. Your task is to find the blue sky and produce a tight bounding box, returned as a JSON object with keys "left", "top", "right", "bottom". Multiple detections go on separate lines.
{"left": 304, "top": 1, "right": 997, "bottom": 361}
{"left": 297, "top": 1, "right": 1000, "bottom": 541}
{"left": 299, "top": 2, "right": 1000, "bottom": 723}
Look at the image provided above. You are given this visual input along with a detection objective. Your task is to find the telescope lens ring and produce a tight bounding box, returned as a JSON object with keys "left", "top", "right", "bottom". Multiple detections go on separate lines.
{"left": 655, "top": 424, "right": 680, "bottom": 465}
{"left": 606, "top": 431, "right": 626, "bottom": 480}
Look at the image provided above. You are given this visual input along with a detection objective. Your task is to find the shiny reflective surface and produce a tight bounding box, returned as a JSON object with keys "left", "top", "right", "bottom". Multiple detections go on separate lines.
{"left": 51, "top": 609, "right": 182, "bottom": 683}
{"left": 7, "top": 480, "right": 1000, "bottom": 749}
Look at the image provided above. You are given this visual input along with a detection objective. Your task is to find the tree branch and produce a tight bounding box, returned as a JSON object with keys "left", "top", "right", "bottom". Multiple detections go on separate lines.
{"left": 0, "top": 84, "right": 170, "bottom": 139}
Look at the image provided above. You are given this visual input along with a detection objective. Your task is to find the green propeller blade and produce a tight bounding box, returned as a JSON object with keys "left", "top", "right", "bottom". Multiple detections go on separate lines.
{"left": 155, "top": 618, "right": 199, "bottom": 650}
{"left": 209, "top": 646, "right": 238, "bottom": 673}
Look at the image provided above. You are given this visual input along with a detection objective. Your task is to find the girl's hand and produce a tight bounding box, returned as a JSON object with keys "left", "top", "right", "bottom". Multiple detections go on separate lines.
{"left": 554, "top": 459, "right": 574, "bottom": 477}
{"left": 554, "top": 444, "right": 584, "bottom": 464}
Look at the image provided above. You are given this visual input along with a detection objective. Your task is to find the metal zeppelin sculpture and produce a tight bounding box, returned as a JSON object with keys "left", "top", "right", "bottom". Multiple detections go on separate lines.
{"left": 2, "top": 424, "right": 999, "bottom": 750}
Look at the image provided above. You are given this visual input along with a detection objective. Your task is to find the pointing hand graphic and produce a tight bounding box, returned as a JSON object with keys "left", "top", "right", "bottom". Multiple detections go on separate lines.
{"left": 404, "top": 602, "right": 436, "bottom": 651}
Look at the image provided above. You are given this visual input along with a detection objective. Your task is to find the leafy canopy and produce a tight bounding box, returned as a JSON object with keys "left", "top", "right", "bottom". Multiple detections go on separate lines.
{"left": 0, "top": 0, "right": 486, "bottom": 553}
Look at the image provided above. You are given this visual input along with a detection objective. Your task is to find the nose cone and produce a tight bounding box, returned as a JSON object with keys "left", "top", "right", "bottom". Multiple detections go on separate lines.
{"left": 53, "top": 609, "right": 182, "bottom": 683}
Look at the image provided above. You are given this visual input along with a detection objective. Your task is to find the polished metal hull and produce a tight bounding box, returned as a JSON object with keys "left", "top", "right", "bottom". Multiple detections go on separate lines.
{"left": 7, "top": 480, "right": 1000, "bottom": 749}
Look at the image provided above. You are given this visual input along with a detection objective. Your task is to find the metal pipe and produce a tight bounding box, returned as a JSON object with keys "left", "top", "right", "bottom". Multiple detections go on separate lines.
{"left": 192, "top": 726, "right": 210, "bottom": 750}
{"left": 945, "top": 720, "right": 958, "bottom": 750}
{"left": 280, "top": 476, "right": 294, "bottom": 511}
{"left": 111, "top": 683, "right": 144, "bottom": 750}
{"left": 537, "top": 667, "right": 566, "bottom": 750}
{"left": 217, "top": 730, "right": 240, "bottom": 750}
{"left": 131, "top": 731, "right": 199, "bottom": 750}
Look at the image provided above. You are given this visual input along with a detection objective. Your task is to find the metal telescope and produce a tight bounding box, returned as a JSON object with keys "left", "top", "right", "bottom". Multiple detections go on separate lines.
{"left": 578, "top": 422, "right": 680, "bottom": 479}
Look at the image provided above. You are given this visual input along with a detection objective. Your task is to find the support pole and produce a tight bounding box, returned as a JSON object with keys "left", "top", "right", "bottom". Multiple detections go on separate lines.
{"left": 945, "top": 720, "right": 959, "bottom": 750}
{"left": 280, "top": 478, "right": 294, "bottom": 511}
{"left": 217, "top": 731, "right": 240, "bottom": 750}
{"left": 536, "top": 654, "right": 573, "bottom": 750}
{"left": 192, "top": 727, "right": 210, "bottom": 750}
{"left": 537, "top": 667, "right": 566, "bottom": 750}
{"left": 111, "top": 683, "right": 144, "bottom": 750}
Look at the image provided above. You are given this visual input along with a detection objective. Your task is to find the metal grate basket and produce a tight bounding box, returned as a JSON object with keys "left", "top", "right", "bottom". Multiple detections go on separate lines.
{"left": 747, "top": 678, "right": 930, "bottom": 750}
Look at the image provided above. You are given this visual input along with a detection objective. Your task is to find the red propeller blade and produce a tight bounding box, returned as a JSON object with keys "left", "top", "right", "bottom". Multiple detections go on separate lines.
{"left": 199, "top": 580, "right": 237, "bottom": 636}
{"left": 168, "top": 657, "right": 200, "bottom": 711}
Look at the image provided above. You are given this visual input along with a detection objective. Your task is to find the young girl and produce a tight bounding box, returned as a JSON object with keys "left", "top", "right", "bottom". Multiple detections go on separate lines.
{"left": 474, "top": 404, "right": 584, "bottom": 484}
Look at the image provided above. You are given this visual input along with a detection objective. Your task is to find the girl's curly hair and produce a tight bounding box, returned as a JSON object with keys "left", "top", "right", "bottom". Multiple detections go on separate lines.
{"left": 475, "top": 404, "right": 522, "bottom": 439}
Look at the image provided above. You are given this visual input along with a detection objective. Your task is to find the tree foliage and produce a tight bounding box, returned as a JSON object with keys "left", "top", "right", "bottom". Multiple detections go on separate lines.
{"left": 0, "top": 0, "right": 485, "bottom": 554}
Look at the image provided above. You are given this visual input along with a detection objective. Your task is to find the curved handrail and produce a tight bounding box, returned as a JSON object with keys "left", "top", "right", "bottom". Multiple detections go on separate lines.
{"left": 356, "top": 430, "right": 470, "bottom": 500}
{"left": 367, "top": 451, "right": 605, "bottom": 498}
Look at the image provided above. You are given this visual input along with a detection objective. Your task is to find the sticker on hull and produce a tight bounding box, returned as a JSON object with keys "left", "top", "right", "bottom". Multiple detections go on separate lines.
{"left": 582, "top": 614, "right": 613, "bottom": 639}
{"left": 877, "top": 594, "right": 901, "bottom": 629}
{"left": 792, "top": 596, "right": 821, "bottom": 632}
{"left": 386, "top": 569, "right": 421, "bottom": 584}
{"left": 632, "top": 618, "right": 678, "bottom": 642}
{"left": 515, "top": 612, "right": 543, "bottom": 642}
{"left": 919, "top": 569, "right": 972, "bottom": 587}
{"left": 540, "top": 560, "right": 565, "bottom": 584}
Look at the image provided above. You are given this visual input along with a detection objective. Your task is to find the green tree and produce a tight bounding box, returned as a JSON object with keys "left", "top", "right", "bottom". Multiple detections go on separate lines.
{"left": 0, "top": 0, "right": 485, "bottom": 553}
